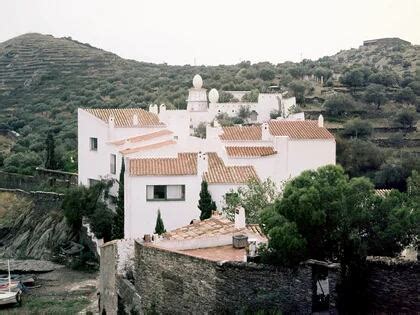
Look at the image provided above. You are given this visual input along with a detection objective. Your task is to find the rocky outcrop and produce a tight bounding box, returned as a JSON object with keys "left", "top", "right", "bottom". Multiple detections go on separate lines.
{"left": 0, "top": 190, "right": 76, "bottom": 260}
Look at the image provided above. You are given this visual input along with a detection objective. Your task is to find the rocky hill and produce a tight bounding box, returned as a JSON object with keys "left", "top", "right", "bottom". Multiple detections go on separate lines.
{"left": 0, "top": 33, "right": 419, "bottom": 189}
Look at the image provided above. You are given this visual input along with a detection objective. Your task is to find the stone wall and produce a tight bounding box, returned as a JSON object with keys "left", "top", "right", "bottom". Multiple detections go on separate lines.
{"left": 366, "top": 257, "right": 419, "bottom": 313}
{"left": 0, "top": 170, "right": 73, "bottom": 191}
{"left": 135, "top": 242, "right": 313, "bottom": 314}
{"left": 0, "top": 188, "right": 63, "bottom": 211}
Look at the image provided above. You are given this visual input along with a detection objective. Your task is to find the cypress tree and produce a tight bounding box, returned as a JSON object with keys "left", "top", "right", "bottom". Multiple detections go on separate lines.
{"left": 198, "top": 180, "right": 216, "bottom": 220}
{"left": 45, "top": 131, "right": 57, "bottom": 169}
{"left": 154, "top": 209, "right": 166, "bottom": 235}
{"left": 112, "top": 158, "right": 125, "bottom": 239}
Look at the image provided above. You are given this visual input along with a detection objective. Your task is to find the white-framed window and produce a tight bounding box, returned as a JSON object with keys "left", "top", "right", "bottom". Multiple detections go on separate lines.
{"left": 110, "top": 154, "right": 116, "bottom": 174}
{"left": 146, "top": 185, "right": 185, "bottom": 201}
{"left": 90, "top": 137, "right": 98, "bottom": 151}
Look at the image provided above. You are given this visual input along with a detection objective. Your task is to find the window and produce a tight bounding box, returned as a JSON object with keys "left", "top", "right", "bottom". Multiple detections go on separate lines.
{"left": 110, "top": 154, "right": 116, "bottom": 174}
{"left": 90, "top": 137, "right": 98, "bottom": 151}
{"left": 146, "top": 185, "right": 185, "bottom": 201}
{"left": 88, "top": 178, "right": 100, "bottom": 187}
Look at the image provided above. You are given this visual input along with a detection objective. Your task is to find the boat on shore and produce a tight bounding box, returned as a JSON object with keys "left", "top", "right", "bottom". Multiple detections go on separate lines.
{"left": 0, "top": 290, "right": 22, "bottom": 306}
{"left": 0, "top": 260, "right": 22, "bottom": 307}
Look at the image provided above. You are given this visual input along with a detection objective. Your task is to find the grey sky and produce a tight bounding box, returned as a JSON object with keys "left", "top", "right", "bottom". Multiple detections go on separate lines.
{"left": 1, "top": 0, "right": 419, "bottom": 65}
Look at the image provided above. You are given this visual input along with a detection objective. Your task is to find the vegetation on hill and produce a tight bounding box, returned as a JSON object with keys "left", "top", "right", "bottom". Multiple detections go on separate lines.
{"left": 0, "top": 33, "right": 419, "bottom": 190}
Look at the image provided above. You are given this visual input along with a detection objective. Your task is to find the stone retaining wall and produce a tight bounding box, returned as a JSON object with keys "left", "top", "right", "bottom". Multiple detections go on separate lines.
{"left": 135, "top": 242, "right": 313, "bottom": 314}
{"left": 366, "top": 257, "right": 419, "bottom": 313}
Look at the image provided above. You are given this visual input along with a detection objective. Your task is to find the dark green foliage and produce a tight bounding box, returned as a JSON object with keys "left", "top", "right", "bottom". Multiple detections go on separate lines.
{"left": 395, "top": 87, "right": 416, "bottom": 103}
{"left": 259, "top": 68, "right": 275, "bottom": 81}
{"left": 289, "top": 80, "right": 309, "bottom": 104}
{"left": 218, "top": 91, "right": 235, "bottom": 103}
{"left": 90, "top": 204, "right": 114, "bottom": 242}
{"left": 394, "top": 110, "right": 417, "bottom": 128}
{"left": 112, "top": 158, "right": 125, "bottom": 239}
{"left": 45, "top": 131, "right": 58, "bottom": 169}
{"left": 154, "top": 209, "right": 166, "bottom": 235}
{"left": 242, "top": 90, "right": 259, "bottom": 102}
{"left": 364, "top": 83, "right": 387, "bottom": 109}
{"left": 336, "top": 138, "right": 385, "bottom": 177}
{"left": 340, "top": 67, "right": 372, "bottom": 87}
{"left": 193, "top": 122, "right": 207, "bottom": 139}
{"left": 237, "top": 105, "right": 251, "bottom": 119}
{"left": 368, "top": 70, "right": 400, "bottom": 87}
{"left": 260, "top": 165, "right": 418, "bottom": 310}
{"left": 342, "top": 118, "right": 373, "bottom": 138}
{"left": 323, "top": 94, "right": 356, "bottom": 117}
{"left": 3, "top": 152, "right": 42, "bottom": 175}
{"left": 62, "top": 181, "right": 114, "bottom": 240}
{"left": 198, "top": 181, "right": 216, "bottom": 220}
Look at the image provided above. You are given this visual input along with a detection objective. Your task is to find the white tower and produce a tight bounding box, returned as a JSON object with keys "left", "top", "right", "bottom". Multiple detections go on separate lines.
{"left": 187, "top": 74, "right": 208, "bottom": 112}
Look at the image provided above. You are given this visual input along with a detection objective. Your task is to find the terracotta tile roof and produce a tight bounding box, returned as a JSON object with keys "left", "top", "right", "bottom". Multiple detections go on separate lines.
{"left": 84, "top": 108, "right": 164, "bottom": 127}
{"left": 268, "top": 120, "right": 334, "bottom": 139}
{"left": 375, "top": 189, "right": 392, "bottom": 198}
{"left": 203, "top": 152, "right": 259, "bottom": 184}
{"left": 129, "top": 153, "right": 197, "bottom": 176}
{"left": 110, "top": 129, "right": 173, "bottom": 145}
{"left": 225, "top": 146, "right": 277, "bottom": 157}
{"left": 180, "top": 245, "right": 246, "bottom": 262}
{"left": 219, "top": 121, "right": 335, "bottom": 140}
{"left": 219, "top": 125, "right": 262, "bottom": 141}
{"left": 119, "top": 139, "right": 177, "bottom": 155}
{"left": 163, "top": 215, "right": 266, "bottom": 241}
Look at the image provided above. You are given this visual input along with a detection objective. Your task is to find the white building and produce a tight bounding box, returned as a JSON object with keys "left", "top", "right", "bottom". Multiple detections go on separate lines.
{"left": 155, "top": 74, "right": 297, "bottom": 129}
{"left": 78, "top": 75, "right": 335, "bottom": 239}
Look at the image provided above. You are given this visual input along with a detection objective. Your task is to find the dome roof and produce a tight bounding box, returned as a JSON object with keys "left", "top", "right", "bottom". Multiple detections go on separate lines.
{"left": 208, "top": 88, "right": 219, "bottom": 103}
{"left": 193, "top": 74, "right": 203, "bottom": 89}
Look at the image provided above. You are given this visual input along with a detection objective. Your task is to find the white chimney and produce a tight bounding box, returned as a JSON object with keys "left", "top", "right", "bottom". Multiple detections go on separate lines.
{"left": 132, "top": 114, "right": 139, "bottom": 126}
{"left": 234, "top": 206, "right": 246, "bottom": 229}
{"left": 159, "top": 104, "right": 166, "bottom": 113}
{"left": 197, "top": 152, "right": 208, "bottom": 175}
{"left": 318, "top": 114, "right": 324, "bottom": 127}
{"left": 149, "top": 104, "right": 158, "bottom": 114}
{"left": 261, "top": 122, "right": 270, "bottom": 141}
{"left": 108, "top": 116, "right": 115, "bottom": 129}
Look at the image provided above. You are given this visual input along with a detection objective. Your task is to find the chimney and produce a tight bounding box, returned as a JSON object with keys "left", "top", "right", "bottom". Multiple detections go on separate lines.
{"left": 159, "top": 104, "right": 166, "bottom": 113}
{"left": 318, "top": 114, "right": 324, "bottom": 127}
{"left": 149, "top": 104, "right": 158, "bottom": 114}
{"left": 234, "top": 206, "right": 246, "bottom": 229}
{"left": 197, "top": 152, "right": 208, "bottom": 175}
{"left": 132, "top": 114, "right": 139, "bottom": 126}
{"left": 108, "top": 116, "right": 115, "bottom": 129}
{"left": 261, "top": 122, "right": 270, "bottom": 141}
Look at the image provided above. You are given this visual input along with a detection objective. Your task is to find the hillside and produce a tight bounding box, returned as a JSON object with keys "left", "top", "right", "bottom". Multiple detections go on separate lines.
{"left": 0, "top": 33, "right": 419, "bottom": 189}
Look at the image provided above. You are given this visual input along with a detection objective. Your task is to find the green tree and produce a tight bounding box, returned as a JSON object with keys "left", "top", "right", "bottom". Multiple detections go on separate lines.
{"left": 394, "top": 110, "right": 417, "bottom": 129}
{"left": 364, "top": 83, "right": 387, "bottom": 109}
{"left": 198, "top": 181, "right": 216, "bottom": 220}
{"left": 340, "top": 67, "right": 372, "bottom": 88}
{"left": 323, "top": 94, "right": 356, "bottom": 117}
{"left": 289, "top": 80, "right": 308, "bottom": 104}
{"left": 45, "top": 131, "right": 58, "bottom": 169}
{"left": 112, "top": 158, "right": 125, "bottom": 239}
{"left": 154, "top": 209, "right": 166, "bottom": 235}
{"left": 259, "top": 68, "right": 275, "bottom": 81}
{"left": 260, "top": 165, "right": 418, "bottom": 311}
{"left": 336, "top": 138, "right": 385, "bottom": 177}
{"left": 237, "top": 105, "right": 251, "bottom": 120}
{"left": 223, "top": 178, "right": 280, "bottom": 223}
{"left": 342, "top": 118, "right": 373, "bottom": 139}
{"left": 395, "top": 87, "right": 416, "bottom": 103}
{"left": 242, "top": 90, "right": 259, "bottom": 102}
{"left": 218, "top": 91, "right": 234, "bottom": 103}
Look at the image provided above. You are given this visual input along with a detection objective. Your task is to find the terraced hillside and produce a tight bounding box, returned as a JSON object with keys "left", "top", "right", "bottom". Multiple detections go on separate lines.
{"left": 0, "top": 33, "right": 419, "bottom": 190}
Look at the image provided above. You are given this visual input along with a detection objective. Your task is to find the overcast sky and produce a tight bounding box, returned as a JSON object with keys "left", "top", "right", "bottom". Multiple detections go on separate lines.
{"left": 1, "top": 0, "right": 419, "bottom": 65}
